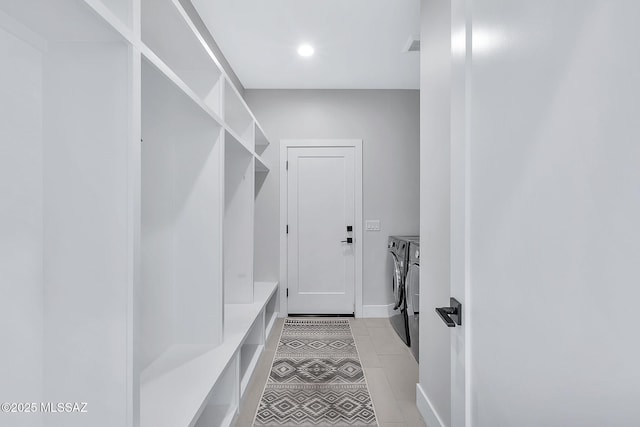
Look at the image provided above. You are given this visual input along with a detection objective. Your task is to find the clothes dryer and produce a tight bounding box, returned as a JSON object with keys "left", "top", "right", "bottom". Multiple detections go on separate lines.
{"left": 387, "top": 235, "right": 418, "bottom": 346}
{"left": 406, "top": 240, "right": 420, "bottom": 362}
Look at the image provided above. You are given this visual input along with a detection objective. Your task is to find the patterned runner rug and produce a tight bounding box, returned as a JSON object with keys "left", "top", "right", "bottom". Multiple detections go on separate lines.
{"left": 253, "top": 319, "right": 378, "bottom": 426}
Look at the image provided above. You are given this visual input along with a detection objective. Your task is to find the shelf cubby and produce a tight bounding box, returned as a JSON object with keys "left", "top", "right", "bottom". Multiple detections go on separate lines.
{"left": 255, "top": 123, "right": 270, "bottom": 155}
{"left": 194, "top": 357, "right": 239, "bottom": 427}
{"left": 253, "top": 125, "right": 270, "bottom": 191}
{"left": 254, "top": 153, "right": 269, "bottom": 197}
{"left": 141, "top": 344, "right": 236, "bottom": 427}
{"left": 240, "top": 316, "right": 265, "bottom": 396}
{"left": 140, "top": 58, "right": 224, "bottom": 378}
{"left": 264, "top": 286, "right": 279, "bottom": 338}
{"left": 224, "top": 79, "right": 255, "bottom": 149}
{"left": 140, "top": 282, "right": 278, "bottom": 427}
{"left": 255, "top": 153, "right": 270, "bottom": 173}
{"left": 141, "top": 0, "right": 223, "bottom": 117}
{"left": 224, "top": 131, "right": 255, "bottom": 304}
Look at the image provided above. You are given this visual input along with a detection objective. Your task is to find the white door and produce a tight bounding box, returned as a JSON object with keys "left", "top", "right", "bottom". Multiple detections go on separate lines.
{"left": 286, "top": 146, "right": 355, "bottom": 314}
{"left": 419, "top": 0, "right": 468, "bottom": 426}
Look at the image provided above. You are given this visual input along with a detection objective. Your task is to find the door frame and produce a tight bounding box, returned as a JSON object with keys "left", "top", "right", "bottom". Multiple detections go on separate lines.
{"left": 279, "top": 139, "right": 363, "bottom": 317}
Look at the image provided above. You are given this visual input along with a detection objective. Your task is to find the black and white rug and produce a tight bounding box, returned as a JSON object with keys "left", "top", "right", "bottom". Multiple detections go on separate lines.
{"left": 253, "top": 319, "right": 378, "bottom": 426}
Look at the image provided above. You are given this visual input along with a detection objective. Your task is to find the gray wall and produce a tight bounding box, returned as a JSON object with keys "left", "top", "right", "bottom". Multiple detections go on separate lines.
{"left": 245, "top": 89, "right": 419, "bottom": 308}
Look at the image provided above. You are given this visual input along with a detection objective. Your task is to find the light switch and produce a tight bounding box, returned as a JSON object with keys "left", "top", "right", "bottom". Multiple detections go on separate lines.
{"left": 365, "top": 220, "right": 381, "bottom": 231}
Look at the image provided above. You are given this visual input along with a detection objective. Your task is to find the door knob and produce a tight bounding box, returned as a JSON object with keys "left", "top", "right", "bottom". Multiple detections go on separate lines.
{"left": 435, "top": 298, "right": 462, "bottom": 327}
{"left": 341, "top": 237, "right": 353, "bottom": 244}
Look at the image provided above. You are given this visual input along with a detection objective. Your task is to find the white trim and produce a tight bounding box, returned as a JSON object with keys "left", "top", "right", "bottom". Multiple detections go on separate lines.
{"left": 279, "top": 139, "right": 364, "bottom": 318}
{"left": 362, "top": 304, "right": 394, "bottom": 318}
{"left": 417, "top": 383, "right": 446, "bottom": 427}
{"left": 279, "top": 142, "right": 287, "bottom": 317}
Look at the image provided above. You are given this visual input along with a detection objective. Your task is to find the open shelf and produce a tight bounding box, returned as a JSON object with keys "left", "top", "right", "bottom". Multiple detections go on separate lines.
{"left": 141, "top": 282, "right": 278, "bottom": 427}
{"left": 141, "top": 0, "right": 223, "bottom": 116}
{"left": 224, "top": 79, "right": 255, "bottom": 149}
{"left": 194, "top": 357, "right": 239, "bottom": 427}
{"left": 140, "top": 46, "right": 223, "bottom": 127}
{"left": 224, "top": 282, "right": 278, "bottom": 343}
{"left": 195, "top": 403, "right": 236, "bottom": 427}
{"left": 240, "top": 344, "right": 263, "bottom": 396}
{"left": 225, "top": 128, "right": 253, "bottom": 156}
{"left": 255, "top": 153, "right": 270, "bottom": 173}
{"left": 240, "top": 316, "right": 265, "bottom": 396}
{"left": 141, "top": 58, "right": 223, "bottom": 378}
{"left": 254, "top": 154, "right": 270, "bottom": 197}
{"left": 264, "top": 286, "right": 279, "bottom": 338}
{"left": 224, "top": 132, "right": 255, "bottom": 304}
{"left": 255, "top": 123, "right": 270, "bottom": 155}
{"left": 140, "top": 344, "right": 237, "bottom": 427}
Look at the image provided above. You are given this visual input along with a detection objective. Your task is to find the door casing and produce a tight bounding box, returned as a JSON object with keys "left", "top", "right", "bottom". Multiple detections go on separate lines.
{"left": 279, "top": 139, "right": 363, "bottom": 317}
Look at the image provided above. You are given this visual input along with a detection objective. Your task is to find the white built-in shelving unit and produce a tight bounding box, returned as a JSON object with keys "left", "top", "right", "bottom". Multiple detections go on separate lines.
{"left": 1, "top": 0, "right": 278, "bottom": 426}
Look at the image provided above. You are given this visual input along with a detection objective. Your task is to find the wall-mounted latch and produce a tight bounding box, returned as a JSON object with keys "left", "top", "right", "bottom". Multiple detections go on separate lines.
{"left": 436, "top": 298, "right": 462, "bottom": 327}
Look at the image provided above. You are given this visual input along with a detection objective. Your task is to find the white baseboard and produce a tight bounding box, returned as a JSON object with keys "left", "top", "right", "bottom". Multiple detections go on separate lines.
{"left": 416, "top": 383, "right": 446, "bottom": 427}
{"left": 362, "top": 303, "right": 394, "bottom": 318}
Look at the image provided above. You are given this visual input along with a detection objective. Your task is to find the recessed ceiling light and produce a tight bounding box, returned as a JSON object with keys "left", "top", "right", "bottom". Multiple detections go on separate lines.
{"left": 297, "top": 44, "right": 315, "bottom": 57}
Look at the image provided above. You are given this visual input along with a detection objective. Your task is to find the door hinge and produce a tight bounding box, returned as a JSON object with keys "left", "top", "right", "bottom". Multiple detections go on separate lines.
{"left": 286, "top": 160, "right": 288, "bottom": 170}
{"left": 286, "top": 288, "right": 289, "bottom": 298}
{"left": 286, "top": 225, "right": 289, "bottom": 234}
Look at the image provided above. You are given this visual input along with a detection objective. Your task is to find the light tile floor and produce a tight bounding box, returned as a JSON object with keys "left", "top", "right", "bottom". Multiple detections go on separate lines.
{"left": 233, "top": 317, "right": 427, "bottom": 427}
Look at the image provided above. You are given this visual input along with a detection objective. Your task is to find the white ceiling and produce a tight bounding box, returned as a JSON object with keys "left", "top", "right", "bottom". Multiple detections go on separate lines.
{"left": 191, "top": 0, "right": 420, "bottom": 89}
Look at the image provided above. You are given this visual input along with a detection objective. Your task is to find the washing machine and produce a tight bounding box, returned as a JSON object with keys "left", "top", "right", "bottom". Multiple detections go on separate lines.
{"left": 406, "top": 239, "right": 420, "bottom": 362}
{"left": 388, "top": 235, "right": 418, "bottom": 346}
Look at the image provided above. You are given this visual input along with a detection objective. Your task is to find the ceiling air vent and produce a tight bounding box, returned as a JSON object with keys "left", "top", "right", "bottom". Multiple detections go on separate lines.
{"left": 402, "top": 35, "right": 420, "bottom": 52}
